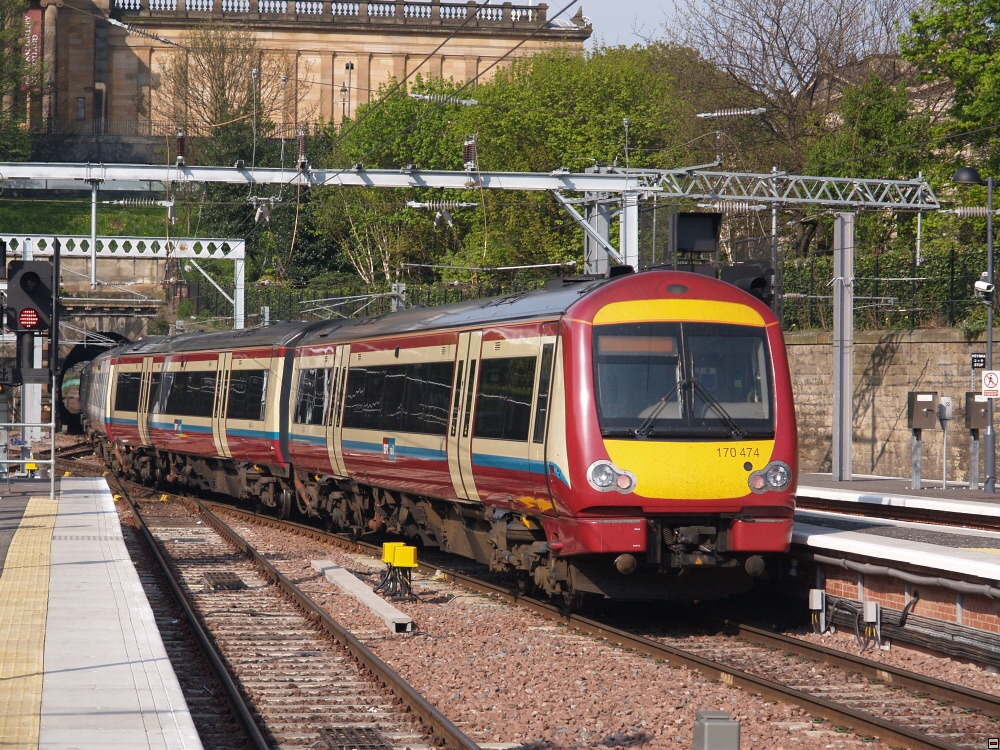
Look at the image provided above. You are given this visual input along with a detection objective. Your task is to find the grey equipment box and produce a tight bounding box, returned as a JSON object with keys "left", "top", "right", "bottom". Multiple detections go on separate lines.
{"left": 967, "top": 391, "right": 990, "bottom": 430}
{"left": 907, "top": 391, "right": 938, "bottom": 430}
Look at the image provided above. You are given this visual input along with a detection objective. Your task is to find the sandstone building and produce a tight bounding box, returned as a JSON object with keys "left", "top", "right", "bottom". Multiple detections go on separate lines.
{"left": 31, "top": 0, "right": 590, "bottom": 158}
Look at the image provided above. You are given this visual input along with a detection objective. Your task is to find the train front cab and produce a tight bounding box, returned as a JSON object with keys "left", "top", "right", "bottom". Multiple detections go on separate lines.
{"left": 542, "top": 270, "right": 797, "bottom": 600}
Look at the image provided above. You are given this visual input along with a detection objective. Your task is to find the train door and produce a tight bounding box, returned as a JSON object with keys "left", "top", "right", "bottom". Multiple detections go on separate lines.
{"left": 212, "top": 352, "right": 233, "bottom": 458}
{"left": 136, "top": 356, "right": 155, "bottom": 446}
{"left": 528, "top": 340, "right": 557, "bottom": 500}
{"left": 447, "top": 331, "right": 482, "bottom": 501}
{"left": 326, "top": 345, "right": 349, "bottom": 477}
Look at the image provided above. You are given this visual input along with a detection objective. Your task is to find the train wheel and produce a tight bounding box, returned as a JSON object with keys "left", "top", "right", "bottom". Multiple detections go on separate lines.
{"left": 515, "top": 574, "right": 535, "bottom": 597}
{"left": 559, "top": 590, "right": 584, "bottom": 613}
{"left": 279, "top": 489, "right": 293, "bottom": 520}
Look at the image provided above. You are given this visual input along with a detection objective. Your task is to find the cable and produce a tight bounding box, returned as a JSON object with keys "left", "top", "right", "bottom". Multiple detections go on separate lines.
{"left": 317, "top": 0, "right": 580, "bottom": 191}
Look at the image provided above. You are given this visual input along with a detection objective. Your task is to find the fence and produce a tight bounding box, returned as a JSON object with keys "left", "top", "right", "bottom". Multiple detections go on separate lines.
{"left": 174, "top": 246, "right": 993, "bottom": 334}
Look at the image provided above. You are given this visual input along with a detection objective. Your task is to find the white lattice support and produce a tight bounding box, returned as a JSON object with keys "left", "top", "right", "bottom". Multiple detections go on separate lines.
{"left": 0, "top": 234, "right": 246, "bottom": 329}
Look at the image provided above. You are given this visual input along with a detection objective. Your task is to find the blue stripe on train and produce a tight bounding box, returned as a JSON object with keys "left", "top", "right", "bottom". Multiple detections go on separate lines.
{"left": 471, "top": 453, "right": 546, "bottom": 476}
{"left": 342, "top": 440, "right": 447, "bottom": 461}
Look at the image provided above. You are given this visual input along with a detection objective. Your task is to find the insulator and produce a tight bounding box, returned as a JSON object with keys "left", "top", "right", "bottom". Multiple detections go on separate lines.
{"left": 463, "top": 135, "right": 478, "bottom": 172}
{"left": 952, "top": 207, "right": 1000, "bottom": 218}
{"left": 429, "top": 200, "right": 476, "bottom": 210}
{"left": 175, "top": 129, "right": 185, "bottom": 165}
{"left": 297, "top": 128, "right": 307, "bottom": 162}
{"left": 696, "top": 107, "right": 766, "bottom": 119}
{"left": 704, "top": 201, "right": 768, "bottom": 213}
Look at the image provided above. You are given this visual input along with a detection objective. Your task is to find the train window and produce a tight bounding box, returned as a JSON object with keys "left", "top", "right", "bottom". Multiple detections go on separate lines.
{"left": 532, "top": 344, "right": 555, "bottom": 444}
{"left": 474, "top": 356, "right": 536, "bottom": 442}
{"left": 163, "top": 370, "right": 217, "bottom": 418}
{"left": 380, "top": 366, "right": 407, "bottom": 431}
{"left": 593, "top": 322, "right": 773, "bottom": 438}
{"left": 450, "top": 360, "right": 464, "bottom": 437}
{"left": 227, "top": 369, "right": 268, "bottom": 421}
{"left": 114, "top": 371, "right": 142, "bottom": 412}
{"left": 335, "top": 366, "right": 347, "bottom": 427}
{"left": 400, "top": 361, "right": 454, "bottom": 436}
{"left": 462, "top": 361, "right": 477, "bottom": 438}
{"left": 343, "top": 361, "right": 455, "bottom": 436}
{"left": 293, "top": 368, "right": 331, "bottom": 425}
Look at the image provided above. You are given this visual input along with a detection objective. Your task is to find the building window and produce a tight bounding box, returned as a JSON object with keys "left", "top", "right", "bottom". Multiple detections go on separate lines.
{"left": 76, "top": 97, "right": 86, "bottom": 120}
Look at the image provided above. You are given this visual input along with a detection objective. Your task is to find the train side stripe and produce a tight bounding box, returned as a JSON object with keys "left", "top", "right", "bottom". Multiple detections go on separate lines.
{"left": 472, "top": 453, "right": 546, "bottom": 476}
{"left": 342, "top": 440, "right": 447, "bottom": 461}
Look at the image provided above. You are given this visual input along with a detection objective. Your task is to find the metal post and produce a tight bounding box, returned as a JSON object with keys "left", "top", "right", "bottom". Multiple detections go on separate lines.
{"left": 971, "top": 430, "right": 980, "bottom": 490}
{"left": 912, "top": 429, "right": 922, "bottom": 490}
{"left": 234, "top": 255, "right": 245, "bottom": 329}
{"left": 988, "top": 176, "right": 995, "bottom": 492}
{"left": 832, "top": 212, "right": 855, "bottom": 480}
{"left": 620, "top": 192, "right": 639, "bottom": 269}
{"left": 89, "top": 179, "right": 99, "bottom": 288}
{"left": 346, "top": 62, "right": 354, "bottom": 119}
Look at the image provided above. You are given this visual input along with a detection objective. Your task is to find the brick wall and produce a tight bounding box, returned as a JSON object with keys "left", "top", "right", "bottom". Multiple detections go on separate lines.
{"left": 787, "top": 329, "right": 988, "bottom": 480}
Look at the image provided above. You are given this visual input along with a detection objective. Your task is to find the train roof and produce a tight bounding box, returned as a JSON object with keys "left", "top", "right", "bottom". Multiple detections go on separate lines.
{"left": 299, "top": 276, "right": 608, "bottom": 346}
{"left": 103, "top": 320, "right": 320, "bottom": 358}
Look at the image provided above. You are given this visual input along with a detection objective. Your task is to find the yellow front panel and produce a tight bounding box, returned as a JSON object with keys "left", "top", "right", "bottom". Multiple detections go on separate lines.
{"left": 605, "top": 439, "right": 776, "bottom": 499}
{"left": 593, "top": 299, "right": 766, "bottom": 327}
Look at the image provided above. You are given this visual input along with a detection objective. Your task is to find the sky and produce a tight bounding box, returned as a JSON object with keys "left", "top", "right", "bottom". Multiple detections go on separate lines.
{"left": 575, "top": 1, "right": 672, "bottom": 49}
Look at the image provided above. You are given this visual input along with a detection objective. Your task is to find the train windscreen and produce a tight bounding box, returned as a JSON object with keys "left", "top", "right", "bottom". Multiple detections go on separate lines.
{"left": 593, "top": 322, "right": 774, "bottom": 439}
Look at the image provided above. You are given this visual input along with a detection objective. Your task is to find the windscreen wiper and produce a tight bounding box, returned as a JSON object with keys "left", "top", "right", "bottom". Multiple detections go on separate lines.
{"left": 690, "top": 378, "right": 747, "bottom": 438}
{"left": 635, "top": 380, "right": 682, "bottom": 438}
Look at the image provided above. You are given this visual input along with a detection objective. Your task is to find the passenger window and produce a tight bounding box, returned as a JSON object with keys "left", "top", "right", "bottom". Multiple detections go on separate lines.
{"left": 474, "top": 356, "right": 536, "bottom": 442}
{"left": 532, "top": 344, "right": 554, "bottom": 444}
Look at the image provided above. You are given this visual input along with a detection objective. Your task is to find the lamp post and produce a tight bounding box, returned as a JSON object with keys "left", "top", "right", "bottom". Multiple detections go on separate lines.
{"left": 954, "top": 165, "right": 996, "bottom": 492}
{"left": 340, "top": 82, "right": 347, "bottom": 122}
{"left": 344, "top": 61, "right": 354, "bottom": 119}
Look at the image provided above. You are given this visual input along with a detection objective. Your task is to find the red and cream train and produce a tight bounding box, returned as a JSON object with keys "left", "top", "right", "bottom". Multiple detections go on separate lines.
{"left": 80, "top": 268, "right": 797, "bottom": 601}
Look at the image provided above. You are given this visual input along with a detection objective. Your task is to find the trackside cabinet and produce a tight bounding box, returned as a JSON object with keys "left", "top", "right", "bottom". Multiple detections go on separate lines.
{"left": 907, "top": 391, "right": 938, "bottom": 430}
{"left": 907, "top": 391, "right": 937, "bottom": 490}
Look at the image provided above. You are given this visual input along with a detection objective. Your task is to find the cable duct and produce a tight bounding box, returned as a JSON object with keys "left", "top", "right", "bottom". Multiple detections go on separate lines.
{"left": 823, "top": 594, "right": 1000, "bottom": 665}
{"left": 809, "top": 552, "right": 1000, "bottom": 600}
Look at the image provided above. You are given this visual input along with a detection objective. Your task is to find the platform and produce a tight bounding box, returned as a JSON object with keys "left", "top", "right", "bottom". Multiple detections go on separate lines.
{"left": 0, "top": 476, "right": 202, "bottom": 749}
{"left": 799, "top": 472, "right": 1000, "bottom": 518}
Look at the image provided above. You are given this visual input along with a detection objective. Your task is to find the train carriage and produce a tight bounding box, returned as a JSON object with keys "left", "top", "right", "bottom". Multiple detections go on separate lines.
{"left": 81, "top": 268, "right": 797, "bottom": 602}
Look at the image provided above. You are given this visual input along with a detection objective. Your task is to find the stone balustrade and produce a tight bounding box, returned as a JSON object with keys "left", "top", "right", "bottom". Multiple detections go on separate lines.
{"left": 111, "top": 0, "right": 553, "bottom": 27}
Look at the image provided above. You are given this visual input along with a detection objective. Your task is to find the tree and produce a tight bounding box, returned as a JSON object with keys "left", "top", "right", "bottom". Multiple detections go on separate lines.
{"left": 901, "top": 0, "right": 1000, "bottom": 164}
{"left": 0, "top": 0, "right": 37, "bottom": 159}
{"left": 673, "top": 0, "right": 919, "bottom": 171}
{"left": 147, "top": 25, "right": 315, "bottom": 289}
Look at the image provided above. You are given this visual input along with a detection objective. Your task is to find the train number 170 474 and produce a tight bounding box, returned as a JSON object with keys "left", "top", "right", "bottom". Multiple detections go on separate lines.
{"left": 717, "top": 446, "right": 760, "bottom": 459}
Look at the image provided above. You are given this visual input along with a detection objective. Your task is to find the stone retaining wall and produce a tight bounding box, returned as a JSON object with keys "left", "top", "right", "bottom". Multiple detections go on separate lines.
{"left": 787, "top": 329, "right": 987, "bottom": 481}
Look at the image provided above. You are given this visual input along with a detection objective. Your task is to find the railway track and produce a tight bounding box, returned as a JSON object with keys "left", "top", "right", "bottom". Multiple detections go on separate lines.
{"left": 61, "top": 449, "right": 1000, "bottom": 749}
{"left": 199, "top": 501, "right": 1000, "bottom": 750}
{"left": 109, "top": 476, "right": 478, "bottom": 749}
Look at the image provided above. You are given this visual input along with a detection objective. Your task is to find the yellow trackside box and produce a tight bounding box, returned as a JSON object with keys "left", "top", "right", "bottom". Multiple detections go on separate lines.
{"left": 382, "top": 542, "right": 406, "bottom": 564}
{"left": 392, "top": 545, "right": 418, "bottom": 568}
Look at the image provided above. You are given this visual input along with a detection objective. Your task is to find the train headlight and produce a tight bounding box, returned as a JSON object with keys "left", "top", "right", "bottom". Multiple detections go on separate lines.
{"left": 765, "top": 462, "right": 791, "bottom": 489}
{"left": 749, "top": 461, "right": 792, "bottom": 493}
{"left": 587, "top": 460, "right": 636, "bottom": 494}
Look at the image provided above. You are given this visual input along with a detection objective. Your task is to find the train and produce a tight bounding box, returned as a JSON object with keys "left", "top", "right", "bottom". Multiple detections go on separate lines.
{"left": 79, "top": 267, "right": 797, "bottom": 603}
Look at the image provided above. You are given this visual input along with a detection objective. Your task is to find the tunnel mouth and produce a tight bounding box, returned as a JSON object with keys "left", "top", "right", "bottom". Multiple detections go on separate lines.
{"left": 59, "top": 334, "right": 130, "bottom": 433}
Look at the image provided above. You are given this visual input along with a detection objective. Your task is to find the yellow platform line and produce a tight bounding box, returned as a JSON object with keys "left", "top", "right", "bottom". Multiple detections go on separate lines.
{"left": 0, "top": 494, "right": 57, "bottom": 748}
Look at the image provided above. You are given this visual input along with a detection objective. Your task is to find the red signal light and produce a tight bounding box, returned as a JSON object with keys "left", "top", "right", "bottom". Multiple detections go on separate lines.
{"left": 18, "top": 308, "right": 40, "bottom": 330}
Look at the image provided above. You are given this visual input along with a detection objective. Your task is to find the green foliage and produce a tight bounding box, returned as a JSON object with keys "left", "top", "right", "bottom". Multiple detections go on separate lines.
{"left": 902, "top": 1, "right": 1000, "bottom": 137}
{"left": 308, "top": 45, "right": 735, "bottom": 280}
{"left": 0, "top": 199, "right": 171, "bottom": 236}
{"left": 176, "top": 299, "right": 195, "bottom": 319}
{"left": 806, "top": 75, "right": 932, "bottom": 180}
{"left": 961, "top": 304, "right": 989, "bottom": 341}
{"left": 147, "top": 316, "right": 171, "bottom": 336}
